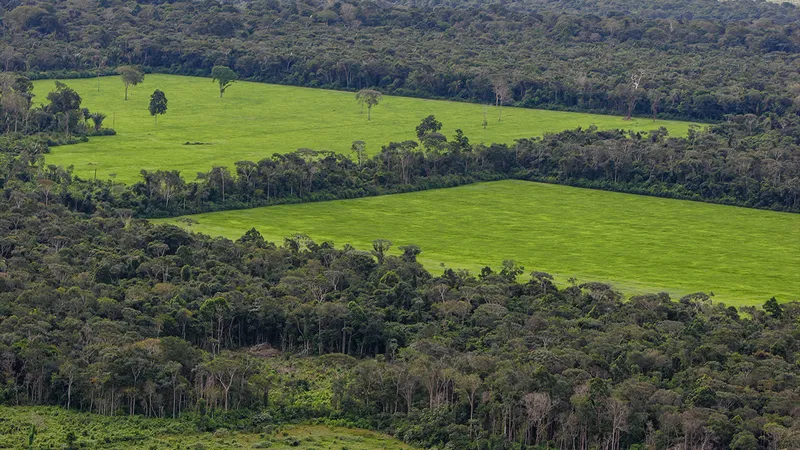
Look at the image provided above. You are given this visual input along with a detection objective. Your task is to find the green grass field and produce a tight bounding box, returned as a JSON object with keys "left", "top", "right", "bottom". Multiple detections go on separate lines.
{"left": 33, "top": 74, "right": 698, "bottom": 184}
{"left": 0, "top": 406, "right": 413, "bottom": 449}
{"left": 155, "top": 180, "right": 800, "bottom": 307}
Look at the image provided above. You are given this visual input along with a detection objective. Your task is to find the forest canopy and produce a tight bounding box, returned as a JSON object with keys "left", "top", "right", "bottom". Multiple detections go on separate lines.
{"left": 1, "top": 0, "right": 799, "bottom": 121}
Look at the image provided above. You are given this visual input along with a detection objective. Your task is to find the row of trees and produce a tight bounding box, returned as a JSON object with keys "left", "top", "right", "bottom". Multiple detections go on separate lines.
{"left": 0, "top": 184, "right": 797, "bottom": 448}
{"left": 116, "top": 113, "right": 800, "bottom": 215}
{"left": 2, "top": 0, "right": 798, "bottom": 121}
{"left": 3, "top": 109, "right": 797, "bottom": 216}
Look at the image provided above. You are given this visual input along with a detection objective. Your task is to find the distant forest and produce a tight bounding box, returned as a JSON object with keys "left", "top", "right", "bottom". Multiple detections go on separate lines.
{"left": 0, "top": 1, "right": 799, "bottom": 449}
{"left": 1, "top": 0, "right": 799, "bottom": 121}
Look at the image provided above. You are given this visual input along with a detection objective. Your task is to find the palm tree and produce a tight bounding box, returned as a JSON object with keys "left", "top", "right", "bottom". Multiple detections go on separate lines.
{"left": 89, "top": 112, "right": 106, "bottom": 132}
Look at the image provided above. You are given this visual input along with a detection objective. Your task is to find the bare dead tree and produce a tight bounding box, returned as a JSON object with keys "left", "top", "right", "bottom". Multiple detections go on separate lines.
{"left": 492, "top": 78, "right": 511, "bottom": 122}
{"left": 624, "top": 70, "right": 646, "bottom": 120}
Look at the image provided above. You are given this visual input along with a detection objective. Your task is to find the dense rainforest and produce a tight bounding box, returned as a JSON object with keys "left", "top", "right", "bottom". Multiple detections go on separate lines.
{"left": 0, "top": 186, "right": 798, "bottom": 449}
{"left": 0, "top": 0, "right": 798, "bottom": 449}
{"left": 0, "top": 93, "right": 797, "bottom": 447}
{"left": 1, "top": 0, "right": 799, "bottom": 121}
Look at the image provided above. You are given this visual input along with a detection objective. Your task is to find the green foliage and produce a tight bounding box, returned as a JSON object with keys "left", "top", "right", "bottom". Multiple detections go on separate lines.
{"left": 730, "top": 431, "right": 759, "bottom": 450}
{"left": 33, "top": 75, "right": 696, "bottom": 183}
{"left": 0, "top": 407, "right": 412, "bottom": 449}
{"left": 764, "top": 297, "right": 784, "bottom": 318}
{"left": 6, "top": 0, "right": 800, "bottom": 121}
{"left": 354, "top": 89, "right": 382, "bottom": 120}
{"left": 117, "top": 66, "right": 144, "bottom": 100}
{"left": 211, "top": 66, "right": 237, "bottom": 98}
{"left": 0, "top": 186, "right": 797, "bottom": 448}
{"left": 148, "top": 89, "right": 168, "bottom": 124}
{"left": 157, "top": 180, "right": 800, "bottom": 306}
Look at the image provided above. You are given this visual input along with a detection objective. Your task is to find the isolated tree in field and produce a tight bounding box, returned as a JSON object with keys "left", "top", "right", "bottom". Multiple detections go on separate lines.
{"left": 355, "top": 89, "right": 382, "bottom": 120}
{"left": 211, "top": 66, "right": 237, "bottom": 98}
{"left": 117, "top": 66, "right": 144, "bottom": 100}
{"left": 149, "top": 89, "right": 168, "bottom": 124}
{"left": 351, "top": 140, "right": 366, "bottom": 167}
{"left": 415, "top": 115, "right": 443, "bottom": 140}
{"left": 492, "top": 78, "right": 511, "bottom": 121}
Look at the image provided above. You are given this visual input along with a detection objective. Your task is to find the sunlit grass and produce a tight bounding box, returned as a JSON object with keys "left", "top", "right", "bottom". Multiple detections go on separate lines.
{"left": 33, "top": 74, "right": 698, "bottom": 184}
{"left": 155, "top": 180, "right": 800, "bottom": 307}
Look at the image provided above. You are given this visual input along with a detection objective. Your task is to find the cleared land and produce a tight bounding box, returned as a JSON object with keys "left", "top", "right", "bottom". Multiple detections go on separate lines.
{"left": 155, "top": 180, "right": 800, "bottom": 307}
{"left": 0, "top": 406, "right": 413, "bottom": 449}
{"left": 33, "top": 74, "right": 698, "bottom": 184}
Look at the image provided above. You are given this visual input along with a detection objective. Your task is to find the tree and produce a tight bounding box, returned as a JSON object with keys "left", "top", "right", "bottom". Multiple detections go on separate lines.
{"left": 351, "top": 140, "right": 366, "bottom": 167}
{"left": 211, "top": 66, "right": 237, "bottom": 98}
{"left": 455, "top": 372, "right": 481, "bottom": 434}
{"left": 46, "top": 81, "right": 81, "bottom": 114}
{"left": 371, "top": 239, "right": 392, "bottom": 264}
{"left": 763, "top": 297, "right": 783, "bottom": 318}
{"left": 46, "top": 81, "right": 81, "bottom": 137}
{"left": 117, "top": 66, "right": 144, "bottom": 100}
{"left": 200, "top": 352, "right": 243, "bottom": 411}
{"left": 730, "top": 431, "right": 758, "bottom": 450}
{"left": 492, "top": 78, "right": 511, "bottom": 121}
{"left": 648, "top": 90, "right": 661, "bottom": 121}
{"left": 624, "top": 70, "right": 645, "bottom": 120}
{"left": 416, "top": 115, "right": 443, "bottom": 140}
{"left": 355, "top": 89, "right": 382, "bottom": 120}
{"left": 148, "top": 90, "right": 168, "bottom": 124}
{"left": 89, "top": 112, "right": 106, "bottom": 132}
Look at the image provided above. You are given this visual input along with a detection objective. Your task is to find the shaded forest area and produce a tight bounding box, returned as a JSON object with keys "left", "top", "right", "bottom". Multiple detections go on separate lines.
{"left": 0, "top": 191, "right": 798, "bottom": 449}
{"left": 0, "top": 1, "right": 798, "bottom": 449}
{"left": 0, "top": 0, "right": 799, "bottom": 121}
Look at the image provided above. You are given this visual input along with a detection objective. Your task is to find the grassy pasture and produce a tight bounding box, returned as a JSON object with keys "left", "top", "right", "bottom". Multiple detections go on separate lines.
{"left": 0, "top": 406, "right": 413, "bottom": 449}
{"left": 155, "top": 180, "right": 800, "bottom": 307}
{"left": 33, "top": 74, "right": 698, "bottom": 184}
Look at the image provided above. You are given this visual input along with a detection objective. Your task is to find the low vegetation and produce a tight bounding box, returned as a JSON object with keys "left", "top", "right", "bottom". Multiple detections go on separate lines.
{"left": 31, "top": 75, "right": 696, "bottom": 183}
{"left": 0, "top": 406, "right": 413, "bottom": 449}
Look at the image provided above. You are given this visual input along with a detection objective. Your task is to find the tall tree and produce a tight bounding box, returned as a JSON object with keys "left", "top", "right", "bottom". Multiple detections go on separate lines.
{"left": 89, "top": 112, "right": 106, "bottom": 131}
{"left": 117, "top": 66, "right": 144, "bottom": 100}
{"left": 492, "top": 78, "right": 511, "bottom": 122}
{"left": 211, "top": 66, "right": 237, "bottom": 98}
{"left": 415, "top": 115, "right": 443, "bottom": 140}
{"left": 355, "top": 89, "right": 382, "bottom": 120}
{"left": 624, "top": 70, "right": 646, "bottom": 120}
{"left": 148, "top": 90, "right": 168, "bottom": 124}
{"left": 351, "top": 140, "right": 366, "bottom": 167}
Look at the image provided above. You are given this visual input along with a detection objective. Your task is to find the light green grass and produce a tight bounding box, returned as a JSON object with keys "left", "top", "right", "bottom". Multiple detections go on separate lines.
{"left": 0, "top": 406, "right": 414, "bottom": 449}
{"left": 154, "top": 180, "right": 800, "bottom": 307}
{"left": 33, "top": 74, "right": 698, "bottom": 184}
